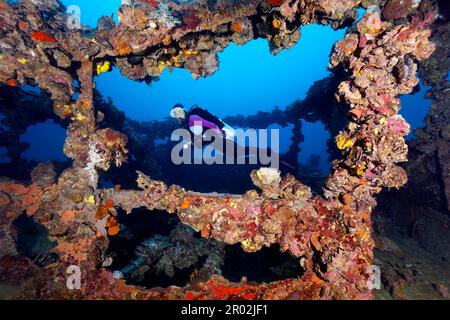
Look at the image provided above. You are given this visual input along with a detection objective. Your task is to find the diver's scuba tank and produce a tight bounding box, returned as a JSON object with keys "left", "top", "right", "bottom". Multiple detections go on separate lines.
{"left": 221, "top": 121, "right": 236, "bottom": 140}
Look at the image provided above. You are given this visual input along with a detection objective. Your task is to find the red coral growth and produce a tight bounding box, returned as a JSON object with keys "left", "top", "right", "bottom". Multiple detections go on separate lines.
{"left": 6, "top": 79, "right": 18, "bottom": 87}
{"left": 397, "top": 12, "right": 435, "bottom": 42}
{"left": 185, "top": 292, "right": 201, "bottom": 300}
{"left": 105, "top": 128, "right": 122, "bottom": 143}
{"left": 206, "top": 280, "right": 255, "bottom": 300}
{"left": 115, "top": 37, "right": 133, "bottom": 56}
{"left": 60, "top": 210, "right": 77, "bottom": 224}
{"left": 31, "top": 31, "right": 57, "bottom": 43}
{"left": 142, "top": 0, "right": 159, "bottom": 8}
{"left": 104, "top": 198, "right": 114, "bottom": 209}
{"left": 182, "top": 9, "right": 202, "bottom": 30}
{"left": 22, "top": 184, "right": 41, "bottom": 216}
{"left": 0, "top": 182, "right": 41, "bottom": 216}
{"left": 0, "top": 2, "right": 10, "bottom": 10}
{"left": 382, "top": 0, "right": 413, "bottom": 21}
{"left": 106, "top": 216, "right": 120, "bottom": 236}
{"left": 268, "top": 0, "right": 284, "bottom": 6}
{"left": 230, "top": 22, "right": 243, "bottom": 33}
{"left": 18, "top": 19, "right": 28, "bottom": 31}
{"left": 55, "top": 239, "right": 92, "bottom": 263}
{"left": 410, "top": 11, "right": 435, "bottom": 29}
{"left": 387, "top": 115, "right": 410, "bottom": 135}
{"left": 95, "top": 205, "right": 109, "bottom": 220}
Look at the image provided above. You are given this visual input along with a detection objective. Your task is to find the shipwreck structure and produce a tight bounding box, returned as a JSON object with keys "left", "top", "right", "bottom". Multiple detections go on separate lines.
{"left": 0, "top": 0, "right": 448, "bottom": 299}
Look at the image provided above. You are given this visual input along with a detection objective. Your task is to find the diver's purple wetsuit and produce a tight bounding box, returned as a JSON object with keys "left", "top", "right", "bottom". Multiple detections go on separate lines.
{"left": 188, "top": 114, "right": 222, "bottom": 135}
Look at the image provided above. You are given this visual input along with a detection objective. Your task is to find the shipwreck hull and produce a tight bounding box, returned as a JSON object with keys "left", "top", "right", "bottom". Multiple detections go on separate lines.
{"left": 0, "top": 0, "right": 447, "bottom": 299}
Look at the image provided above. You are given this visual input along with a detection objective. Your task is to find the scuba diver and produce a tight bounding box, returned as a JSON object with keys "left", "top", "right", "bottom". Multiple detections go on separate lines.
{"left": 170, "top": 103, "right": 236, "bottom": 144}
{"left": 169, "top": 103, "right": 296, "bottom": 171}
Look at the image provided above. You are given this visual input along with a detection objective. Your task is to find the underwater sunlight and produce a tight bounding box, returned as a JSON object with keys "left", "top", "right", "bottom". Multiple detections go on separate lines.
{"left": 399, "top": 78, "right": 432, "bottom": 140}
{"left": 60, "top": 0, "right": 122, "bottom": 28}
{"left": 20, "top": 119, "right": 68, "bottom": 162}
{"left": 95, "top": 25, "right": 345, "bottom": 120}
{"left": 299, "top": 120, "right": 330, "bottom": 174}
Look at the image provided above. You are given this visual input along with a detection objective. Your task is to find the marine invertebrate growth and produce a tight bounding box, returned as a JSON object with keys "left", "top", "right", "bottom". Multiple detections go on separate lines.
{"left": 0, "top": 0, "right": 442, "bottom": 300}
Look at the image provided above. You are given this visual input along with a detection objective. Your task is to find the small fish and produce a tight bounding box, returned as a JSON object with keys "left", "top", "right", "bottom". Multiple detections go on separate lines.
{"left": 32, "top": 31, "right": 57, "bottom": 43}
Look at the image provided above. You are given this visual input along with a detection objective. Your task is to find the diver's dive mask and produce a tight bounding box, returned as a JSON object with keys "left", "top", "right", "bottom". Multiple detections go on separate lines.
{"left": 170, "top": 107, "right": 186, "bottom": 120}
